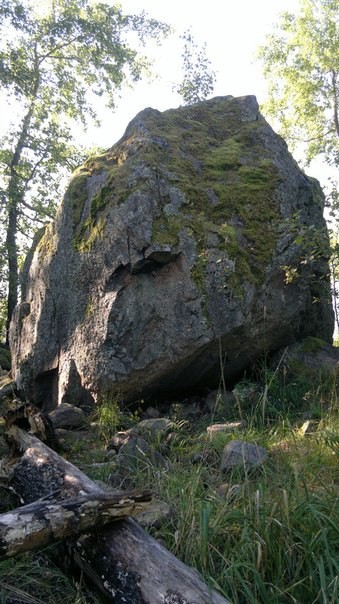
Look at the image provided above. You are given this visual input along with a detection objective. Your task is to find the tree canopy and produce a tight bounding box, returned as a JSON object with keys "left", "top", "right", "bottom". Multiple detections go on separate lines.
{"left": 174, "top": 29, "right": 216, "bottom": 105}
{"left": 259, "top": 0, "right": 339, "bottom": 333}
{"left": 258, "top": 0, "right": 338, "bottom": 167}
{"left": 0, "top": 0, "right": 169, "bottom": 340}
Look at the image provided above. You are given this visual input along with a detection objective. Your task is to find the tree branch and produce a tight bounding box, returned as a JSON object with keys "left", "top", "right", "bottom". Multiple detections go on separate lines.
{"left": 38, "top": 35, "right": 81, "bottom": 66}
{"left": 331, "top": 70, "right": 339, "bottom": 138}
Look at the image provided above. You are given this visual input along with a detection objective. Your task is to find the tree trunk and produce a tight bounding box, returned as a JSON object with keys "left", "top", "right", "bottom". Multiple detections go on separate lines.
{"left": 5, "top": 202, "right": 18, "bottom": 344}
{"left": 5, "top": 74, "right": 40, "bottom": 341}
{"left": 0, "top": 490, "right": 151, "bottom": 560}
{"left": 5, "top": 425, "right": 230, "bottom": 604}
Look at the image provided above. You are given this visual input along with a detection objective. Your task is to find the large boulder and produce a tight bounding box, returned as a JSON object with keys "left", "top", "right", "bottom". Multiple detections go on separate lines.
{"left": 10, "top": 96, "right": 333, "bottom": 410}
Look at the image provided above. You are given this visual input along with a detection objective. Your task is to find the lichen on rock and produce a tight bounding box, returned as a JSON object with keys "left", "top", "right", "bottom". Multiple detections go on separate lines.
{"left": 10, "top": 95, "right": 334, "bottom": 408}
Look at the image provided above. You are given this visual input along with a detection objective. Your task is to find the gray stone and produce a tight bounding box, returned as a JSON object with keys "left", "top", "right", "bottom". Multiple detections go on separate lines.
{"left": 135, "top": 418, "right": 174, "bottom": 437}
{"left": 117, "top": 436, "right": 169, "bottom": 472}
{"left": 48, "top": 403, "right": 86, "bottom": 429}
{"left": 207, "top": 421, "right": 247, "bottom": 436}
{"left": 297, "top": 419, "right": 320, "bottom": 435}
{"left": 104, "top": 448, "right": 118, "bottom": 460}
{"left": 136, "top": 499, "right": 171, "bottom": 528}
{"left": 107, "top": 430, "right": 137, "bottom": 452}
{"left": 145, "top": 406, "right": 160, "bottom": 419}
{"left": 190, "top": 450, "right": 217, "bottom": 465}
{"left": 273, "top": 337, "right": 339, "bottom": 380}
{"left": 220, "top": 440, "right": 268, "bottom": 473}
{"left": 10, "top": 96, "right": 334, "bottom": 408}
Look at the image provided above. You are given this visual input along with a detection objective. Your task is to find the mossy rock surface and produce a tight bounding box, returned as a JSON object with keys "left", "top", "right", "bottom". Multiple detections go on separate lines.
{"left": 276, "top": 337, "right": 339, "bottom": 383}
{"left": 11, "top": 96, "right": 334, "bottom": 407}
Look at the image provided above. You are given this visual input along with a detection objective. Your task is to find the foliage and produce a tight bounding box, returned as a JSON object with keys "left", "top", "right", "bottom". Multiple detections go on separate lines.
{"left": 90, "top": 393, "right": 140, "bottom": 445}
{"left": 0, "top": 0, "right": 169, "bottom": 338}
{"left": 258, "top": 0, "right": 338, "bottom": 167}
{"left": 175, "top": 29, "right": 216, "bottom": 105}
{"left": 258, "top": 0, "right": 339, "bottom": 335}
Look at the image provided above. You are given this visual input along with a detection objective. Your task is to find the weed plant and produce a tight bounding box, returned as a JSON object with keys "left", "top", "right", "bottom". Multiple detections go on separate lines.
{"left": 0, "top": 551, "right": 100, "bottom": 604}
{"left": 128, "top": 369, "right": 339, "bottom": 603}
{"left": 0, "top": 366, "right": 338, "bottom": 603}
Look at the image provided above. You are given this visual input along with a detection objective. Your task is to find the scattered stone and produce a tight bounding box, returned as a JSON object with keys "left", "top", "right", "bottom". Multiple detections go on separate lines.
{"left": 135, "top": 418, "right": 174, "bottom": 438}
{"left": 273, "top": 337, "right": 339, "bottom": 382}
{"left": 297, "top": 419, "right": 320, "bottom": 436}
{"left": 104, "top": 449, "right": 118, "bottom": 460}
{"left": 54, "top": 428, "right": 68, "bottom": 437}
{"left": 145, "top": 406, "right": 160, "bottom": 419}
{"left": 207, "top": 421, "right": 247, "bottom": 436}
{"left": 216, "top": 482, "right": 230, "bottom": 498}
{"left": 190, "top": 450, "right": 217, "bottom": 466}
{"left": 117, "top": 436, "right": 170, "bottom": 472}
{"left": 107, "top": 430, "right": 137, "bottom": 452}
{"left": 49, "top": 403, "right": 86, "bottom": 429}
{"left": 136, "top": 499, "right": 171, "bottom": 528}
{"left": 220, "top": 440, "right": 268, "bottom": 473}
{"left": 176, "top": 400, "right": 202, "bottom": 420}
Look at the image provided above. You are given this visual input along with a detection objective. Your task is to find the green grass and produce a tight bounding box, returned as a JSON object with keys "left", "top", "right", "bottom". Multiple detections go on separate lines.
{"left": 0, "top": 551, "right": 100, "bottom": 604}
{"left": 0, "top": 369, "right": 338, "bottom": 603}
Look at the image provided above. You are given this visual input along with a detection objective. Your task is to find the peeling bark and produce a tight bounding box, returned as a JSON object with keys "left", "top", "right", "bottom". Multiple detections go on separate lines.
{"left": 0, "top": 490, "right": 151, "bottom": 559}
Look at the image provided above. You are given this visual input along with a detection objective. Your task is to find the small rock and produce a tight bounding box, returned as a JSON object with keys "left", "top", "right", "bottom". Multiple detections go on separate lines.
{"left": 49, "top": 403, "right": 86, "bottom": 429}
{"left": 136, "top": 499, "right": 171, "bottom": 528}
{"left": 178, "top": 401, "right": 202, "bottom": 419}
{"left": 135, "top": 418, "right": 174, "bottom": 437}
{"left": 104, "top": 449, "right": 118, "bottom": 460}
{"left": 190, "top": 449, "right": 218, "bottom": 466}
{"left": 117, "top": 436, "right": 169, "bottom": 471}
{"left": 207, "top": 421, "right": 247, "bottom": 436}
{"left": 298, "top": 419, "right": 319, "bottom": 436}
{"left": 145, "top": 406, "right": 160, "bottom": 419}
{"left": 107, "top": 430, "right": 137, "bottom": 452}
{"left": 216, "top": 482, "right": 230, "bottom": 497}
{"left": 220, "top": 440, "right": 268, "bottom": 473}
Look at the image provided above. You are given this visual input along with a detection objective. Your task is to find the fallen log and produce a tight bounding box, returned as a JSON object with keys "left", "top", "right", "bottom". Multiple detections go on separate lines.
{"left": 0, "top": 490, "right": 151, "bottom": 560}
{"left": 5, "top": 424, "right": 230, "bottom": 604}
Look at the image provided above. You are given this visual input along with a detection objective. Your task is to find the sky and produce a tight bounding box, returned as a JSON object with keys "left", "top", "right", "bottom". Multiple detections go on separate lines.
{"left": 1, "top": 0, "right": 332, "bottom": 190}
{"left": 86, "top": 0, "right": 300, "bottom": 148}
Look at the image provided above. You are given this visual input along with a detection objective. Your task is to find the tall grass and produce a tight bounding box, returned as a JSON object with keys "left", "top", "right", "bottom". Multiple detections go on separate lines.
{"left": 0, "top": 551, "right": 100, "bottom": 604}
{"left": 0, "top": 362, "right": 338, "bottom": 603}
{"left": 133, "top": 368, "right": 339, "bottom": 603}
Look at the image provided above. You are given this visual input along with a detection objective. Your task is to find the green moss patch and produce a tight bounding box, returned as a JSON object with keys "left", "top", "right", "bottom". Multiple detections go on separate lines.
{"left": 300, "top": 336, "right": 328, "bottom": 353}
{"left": 67, "top": 98, "right": 283, "bottom": 289}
